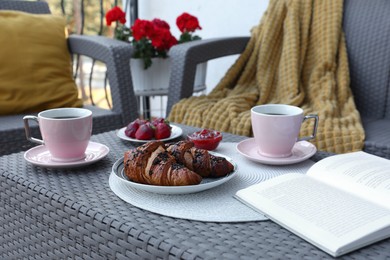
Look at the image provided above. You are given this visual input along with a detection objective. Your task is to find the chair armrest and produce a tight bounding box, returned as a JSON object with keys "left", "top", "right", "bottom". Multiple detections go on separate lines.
{"left": 166, "top": 36, "right": 250, "bottom": 115}
{"left": 68, "top": 35, "right": 138, "bottom": 125}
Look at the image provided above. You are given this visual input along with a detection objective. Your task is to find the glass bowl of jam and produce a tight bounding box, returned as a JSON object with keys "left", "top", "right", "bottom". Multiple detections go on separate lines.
{"left": 187, "top": 129, "right": 223, "bottom": 151}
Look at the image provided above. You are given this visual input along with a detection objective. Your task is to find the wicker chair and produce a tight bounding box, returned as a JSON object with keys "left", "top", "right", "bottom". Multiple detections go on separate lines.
{"left": 0, "top": 1, "right": 138, "bottom": 156}
{"left": 166, "top": 0, "right": 390, "bottom": 159}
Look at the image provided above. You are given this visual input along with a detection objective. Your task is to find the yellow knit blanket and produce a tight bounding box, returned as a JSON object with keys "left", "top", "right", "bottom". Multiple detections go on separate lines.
{"left": 168, "top": 0, "right": 365, "bottom": 154}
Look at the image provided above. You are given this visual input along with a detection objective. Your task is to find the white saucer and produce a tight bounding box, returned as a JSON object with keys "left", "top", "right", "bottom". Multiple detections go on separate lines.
{"left": 24, "top": 141, "right": 110, "bottom": 168}
{"left": 116, "top": 124, "right": 183, "bottom": 143}
{"left": 236, "top": 138, "right": 317, "bottom": 165}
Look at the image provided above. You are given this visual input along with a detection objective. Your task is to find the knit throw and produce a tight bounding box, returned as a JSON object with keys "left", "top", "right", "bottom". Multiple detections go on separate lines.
{"left": 168, "top": 0, "right": 365, "bottom": 154}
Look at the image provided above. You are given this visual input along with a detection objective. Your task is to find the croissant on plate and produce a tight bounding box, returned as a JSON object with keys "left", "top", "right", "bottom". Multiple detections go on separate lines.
{"left": 166, "top": 140, "right": 234, "bottom": 178}
{"left": 124, "top": 141, "right": 202, "bottom": 186}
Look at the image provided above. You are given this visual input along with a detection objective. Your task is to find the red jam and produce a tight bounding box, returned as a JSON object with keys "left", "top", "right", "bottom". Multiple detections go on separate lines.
{"left": 187, "top": 129, "right": 223, "bottom": 151}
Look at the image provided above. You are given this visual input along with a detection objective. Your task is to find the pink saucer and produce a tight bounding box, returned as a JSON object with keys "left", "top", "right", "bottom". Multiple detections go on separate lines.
{"left": 236, "top": 138, "right": 317, "bottom": 165}
{"left": 24, "top": 141, "right": 110, "bottom": 168}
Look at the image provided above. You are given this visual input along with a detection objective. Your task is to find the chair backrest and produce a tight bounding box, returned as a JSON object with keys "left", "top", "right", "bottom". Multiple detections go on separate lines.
{"left": 0, "top": 1, "right": 50, "bottom": 14}
{"left": 343, "top": 0, "right": 390, "bottom": 119}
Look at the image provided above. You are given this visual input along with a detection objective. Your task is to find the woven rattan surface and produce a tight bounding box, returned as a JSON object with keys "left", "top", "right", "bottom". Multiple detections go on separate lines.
{"left": 1, "top": 124, "right": 389, "bottom": 259}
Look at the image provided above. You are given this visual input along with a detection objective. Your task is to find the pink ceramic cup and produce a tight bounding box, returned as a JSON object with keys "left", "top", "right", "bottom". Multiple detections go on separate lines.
{"left": 251, "top": 104, "right": 318, "bottom": 158}
{"left": 23, "top": 108, "right": 93, "bottom": 162}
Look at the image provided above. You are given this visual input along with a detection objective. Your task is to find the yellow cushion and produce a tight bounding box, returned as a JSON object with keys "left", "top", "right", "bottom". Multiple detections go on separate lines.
{"left": 0, "top": 11, "right": 82, "bottom": 115}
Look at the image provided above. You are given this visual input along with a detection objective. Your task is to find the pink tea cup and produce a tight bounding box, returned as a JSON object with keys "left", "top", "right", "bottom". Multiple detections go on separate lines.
{"left": 23, "top": 108, "right": 92, "bottom": 162}
{"left": 251, "top": 104, "right": 318, "bottom": 158}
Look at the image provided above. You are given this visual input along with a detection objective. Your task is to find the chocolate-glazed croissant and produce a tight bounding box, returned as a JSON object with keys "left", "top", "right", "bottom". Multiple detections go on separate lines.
{"left": 124, "top": 141, "right": 202, "bottom": 186}
{"left": 166, "top": 141, "right": 234, "bottom": 178}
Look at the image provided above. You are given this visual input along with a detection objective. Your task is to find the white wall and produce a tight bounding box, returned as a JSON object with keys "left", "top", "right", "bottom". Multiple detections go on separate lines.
{"left": 137, "top": 0, "right": 269, "bottom": 93}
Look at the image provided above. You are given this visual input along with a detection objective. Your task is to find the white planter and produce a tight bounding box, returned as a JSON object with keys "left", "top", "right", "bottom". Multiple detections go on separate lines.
{"left": 130, "top": 57, "right": 207, "bottom": 96}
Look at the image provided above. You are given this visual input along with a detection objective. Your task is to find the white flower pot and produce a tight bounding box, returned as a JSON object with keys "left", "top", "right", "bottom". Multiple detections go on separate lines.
{"left": 130, "top": 57, "right": 207, "bottom": 96}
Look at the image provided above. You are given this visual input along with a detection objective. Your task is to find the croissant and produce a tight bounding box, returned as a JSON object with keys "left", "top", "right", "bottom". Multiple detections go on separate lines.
{"left": 124, "top": 141, "right": 202, "bottom": 186}
{"left": 166, "top": 141, "right": 234, "bottom": 178}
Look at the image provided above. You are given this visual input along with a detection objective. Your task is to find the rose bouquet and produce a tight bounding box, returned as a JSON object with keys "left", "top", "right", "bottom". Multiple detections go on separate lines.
{"left": 105, "top": 6, "right": 202, "bottom": 69}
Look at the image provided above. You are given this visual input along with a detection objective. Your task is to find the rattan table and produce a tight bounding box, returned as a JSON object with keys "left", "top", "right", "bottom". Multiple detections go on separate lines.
{"left": 1, "top": 124, "right": 389, "bottom": 259}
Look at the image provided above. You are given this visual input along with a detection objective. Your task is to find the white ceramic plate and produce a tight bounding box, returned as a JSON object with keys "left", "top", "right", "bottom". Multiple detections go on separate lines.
{"left": 111, "top": 152, "right": 237, "bottom": 194}
{"left": 116, "top": 124, "right": 183, "bottom": 143}
{"left": 24, "top": 141, "right": 110, "bottom": 168}
{"left": 236, "top": 138, "right": 317, "bottom": 165}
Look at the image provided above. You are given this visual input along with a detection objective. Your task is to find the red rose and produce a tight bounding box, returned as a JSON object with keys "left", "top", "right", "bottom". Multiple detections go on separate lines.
{"left": 176, "top": 12, "right": 202, "bottom": 33}
{"left": 105, "top": 6, "right": 126, "bottom": 26}
{"left": 131, "top": 19, "right": 154, "bottom": 41}
{"left": 107, "top": 10, "right": 202, "bottom": 69}
{"left": 150, "top": 28, "right": 177, "bottom": 51}
{"left": 152, "top": 18, "right": 170, "bottom": 30}
{"left": 167, "top": 34, "right": 178, "bottom": 49}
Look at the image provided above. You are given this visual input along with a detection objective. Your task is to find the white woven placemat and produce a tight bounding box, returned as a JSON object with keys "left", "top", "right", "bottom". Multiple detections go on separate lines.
{"left": 109, "top": 142, "right": 315, "bottom": 222}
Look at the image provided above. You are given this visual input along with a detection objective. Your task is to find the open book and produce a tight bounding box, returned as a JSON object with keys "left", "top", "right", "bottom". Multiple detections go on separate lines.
{"left": 235, "top": 151, "right": 390, "bottom": 257}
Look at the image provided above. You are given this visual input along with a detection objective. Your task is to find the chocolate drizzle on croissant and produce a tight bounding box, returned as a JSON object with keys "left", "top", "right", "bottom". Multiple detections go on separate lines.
{"left": 166, "top": 141, "right": 234, "bottom": 178}
{"left": 124, "top": 141, "right": 202, "bottom": 186}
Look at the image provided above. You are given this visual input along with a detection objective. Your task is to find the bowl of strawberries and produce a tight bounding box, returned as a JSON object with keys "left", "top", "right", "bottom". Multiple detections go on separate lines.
{"left": 118, "top": 117, "right": 182, "bottom": 142}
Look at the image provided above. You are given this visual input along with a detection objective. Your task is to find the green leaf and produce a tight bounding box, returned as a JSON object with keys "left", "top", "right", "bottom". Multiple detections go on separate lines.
{"left": 143, "top": 57, "right": 152, "bottom": 69}
{"left": 192, "top": 35, "right": 201, "bottom": 41}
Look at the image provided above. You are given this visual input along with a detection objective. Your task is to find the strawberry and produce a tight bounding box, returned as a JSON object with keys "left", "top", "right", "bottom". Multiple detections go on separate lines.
{"left": 125, "top": 121, "right": 140, "bottom": 138}
{"left": 134, "top": 118, "right": 148, "bottom": 126}
{"left": 135, "top": 122, "right": 155, "bottom": 140}
{"left": 152, "top": 117, "right": 169, "bottom": 127}
{"left": 155, "top": 122, "right": 171, "bottom": 139}
{"left": 124, "top": 119, "right": 147, "bottom": 138}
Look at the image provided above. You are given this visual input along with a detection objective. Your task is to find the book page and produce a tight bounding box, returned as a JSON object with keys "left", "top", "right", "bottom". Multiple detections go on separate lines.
{"left": 235, "top": 174, "right": 390, "bottom": 257}
{"left": 306, "top": 152, "right": 390, "bottom": 209}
